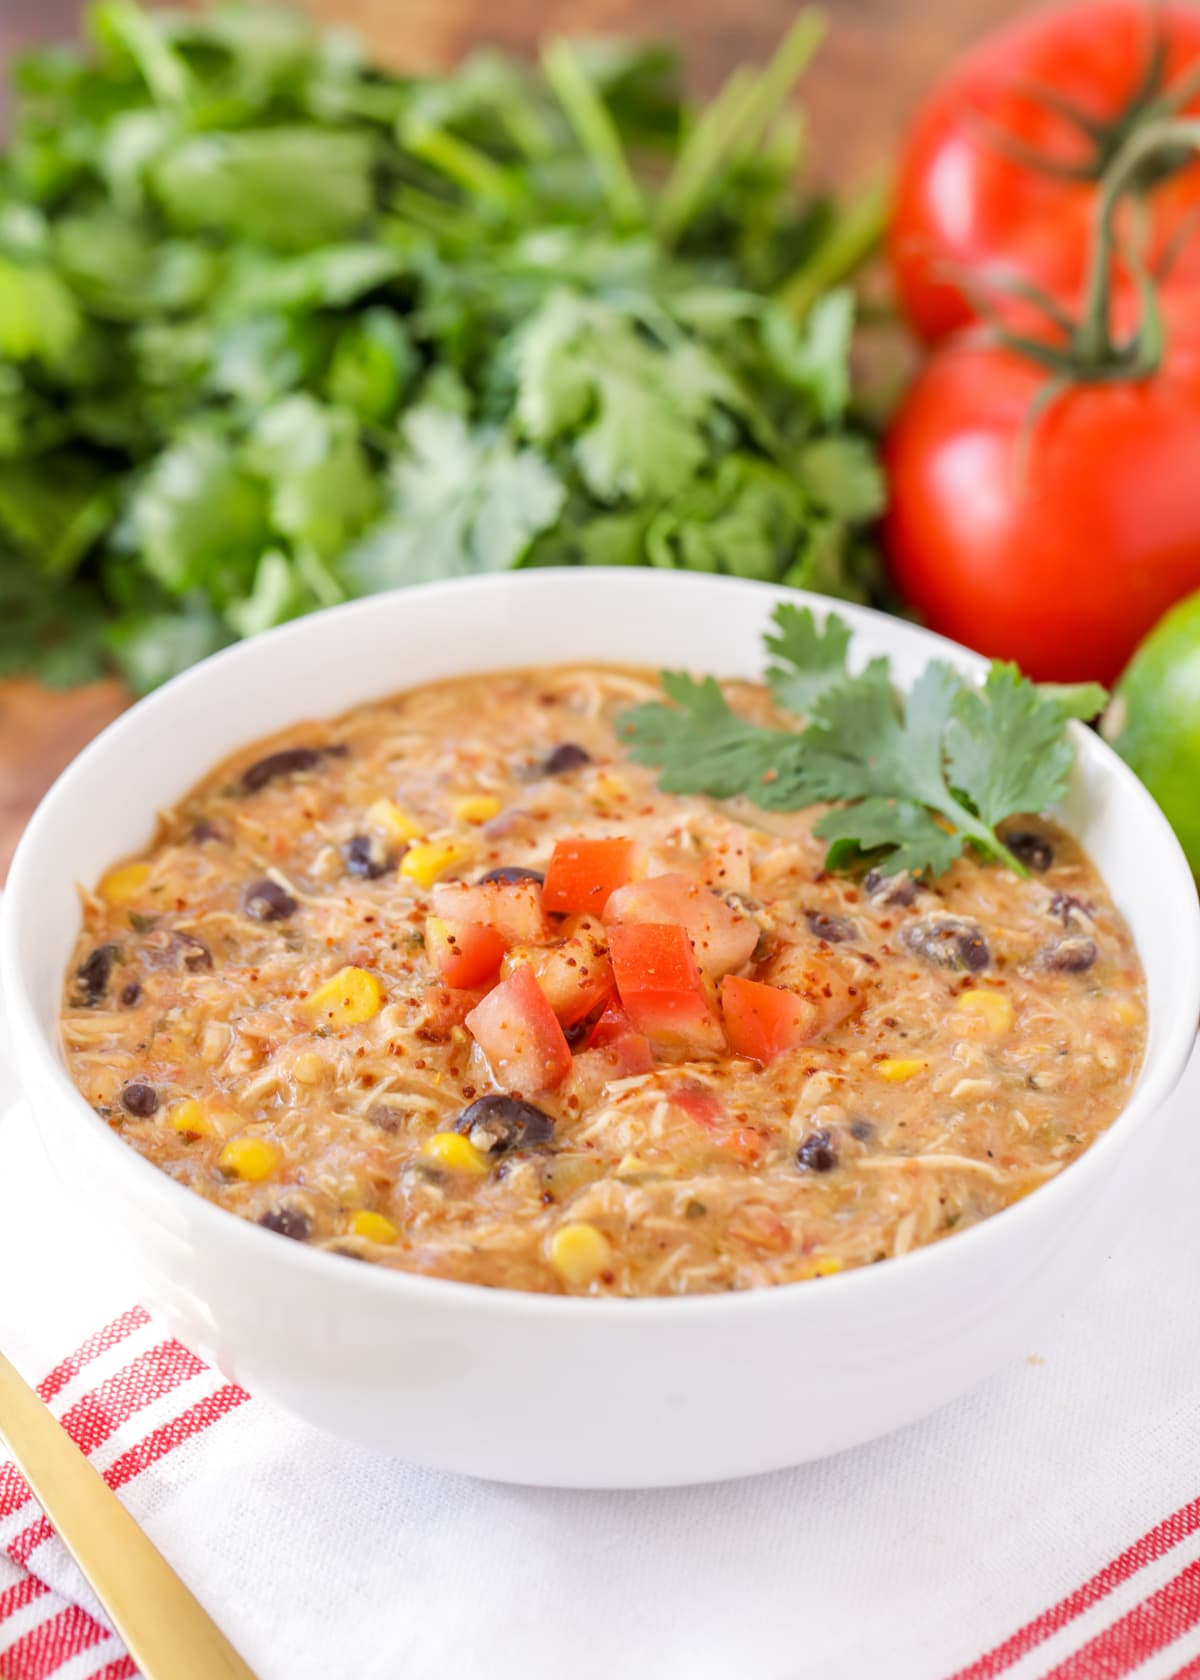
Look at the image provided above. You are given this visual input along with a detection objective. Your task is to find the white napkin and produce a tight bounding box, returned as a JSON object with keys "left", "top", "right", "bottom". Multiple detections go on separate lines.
{"left": 3, "top": 991, "right": 1200, "bottom": 1679}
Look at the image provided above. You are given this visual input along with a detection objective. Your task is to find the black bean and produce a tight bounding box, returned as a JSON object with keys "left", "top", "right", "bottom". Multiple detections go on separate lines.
{"left": 542, "top": 743, "right": 591, "bottom": 775}
{"left": 805, "top": 910, "right": 857, "bottom": 944}
{"left": 849, "top": 1119, "right": 876, "bottom": 1143}
{"left": 454, "top": 1095, "right": 554, "bottom": 1155}
{"left": 74, "top": 944, "right": 118, "bottom": 1004}
{"left": 1049, "top": 891, "right": 1093, "bottom": 931}
{"left": 366, "top": 1102, "right": 404, "bottom": 1133}
{"left": 478, "top": 866, "right": 545, "bottom": 886}
{"left": 243, "top": 879, "right": 297, "bottom": 923}
{"left": 170, "top": 931, "right": 213, "bottom": 972}
{"left": 240, "top": 747, "right": 323, "bottom": 793}
{"left": 189, "top": 819, "right": 224, "bottom": 844}
{"left": 343, "top": 834, "right": 390, "bottom": 880}
{"left": 903, "top": 915, "right": 990, "bottom": 973}
{"left": 685, "top": 1199, "right": 707, "bottom": 1219}
{"left": 1003, "top": 829, "right": 1054, "bottom": 872}
{"left": 796, "top": 1129, "right": 839, "bottom": 1172}
{"left": 120, "top": 1082, "right": 159, "bottom": 1118}
{"left": 259, "top": 1207, "right": 311, "bottom": 1242}
{"left": 863, "top": 869, "right": 918, "bottom": 908}
{"left": 120, "top": 981, "right": 142, "bottom": 1007}
{"left": 1040, "top": 937, "right": 1098, "bottom": 974}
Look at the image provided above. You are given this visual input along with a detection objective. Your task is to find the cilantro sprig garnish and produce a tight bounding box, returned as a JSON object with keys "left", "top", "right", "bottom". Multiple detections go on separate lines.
{"left": 620, "top": 605, "right": 1106, "bottom": 880}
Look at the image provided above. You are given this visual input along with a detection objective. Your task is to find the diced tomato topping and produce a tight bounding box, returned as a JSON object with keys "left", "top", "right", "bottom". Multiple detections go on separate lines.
{"left": 720, "top": 974, "right": 823, "bottom": 1064}
{"left": 605, "top": 871, "right": 758, "bottom": 978}
{"left": 501, "top": 915, "right": 615, "bottom": 1026}
{"left": 758, "top": 945, "right": 864, "bottom": 1036}
{"left": 562, "top": 1032, "right": 655, "bottom": 1107}
{"left": 421, "top": 984, "right": 488, "bottom": 1034}
{"left": 543, "top": 837, "right": 636, "bottom": 915}
{"left": 608, "top": 922, "right": 725, "bottom": 1056}
{"left": 465, "top": 964, "right": 572, "bottom": 1094}
{"left": 585, "top": 1001, "right": 637, "bottom": 1049}
{"left": 432, "top": 879, "right": 548, "bottom": 945}
{"left": 425, "top": 917, "right": 507, "bottom": 989}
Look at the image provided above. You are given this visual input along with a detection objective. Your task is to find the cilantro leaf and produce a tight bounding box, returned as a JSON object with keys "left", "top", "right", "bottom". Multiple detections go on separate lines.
{"left": 813, "top": 799, "right": 964, "bottom": 879}
{"left": 623, "top": 610, "right": 1100, "bottom": 880}
{"left": 341, "top": 406, "right": 565, "bottom": 592}
{"left": 764, "top": 601, "right": 853, "bottom": 716}
{"left": 246, "top": 395, "right": 379, "bottom": 563}
{"left": 945, "top": 663, "right": 1080, "bottom": 828}
{"left": 1037, "top": 680, "right": 1109, "bottom": 722}
{"left": 510, "top": 291, "right": 728, "bottom": 502}
{"left": 131, "top": 432, "right": 272, "bottom": 606}
{"left": 761, "top": 289, "right": 854, "bottom": 425}
{"left": 622, "top": 670, "right": 802, "bottom": 798}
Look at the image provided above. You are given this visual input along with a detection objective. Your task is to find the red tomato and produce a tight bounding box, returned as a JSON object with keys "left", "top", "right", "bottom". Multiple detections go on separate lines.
{"left": 421, "top": 984, "right": 487, "bottom": 1033}
{"left": 721, "top": 975, "right": 818, "bottom": 1065}
{"left": 501, "top": 916, "right": 614, "bottom": 1026}
{"left": 465, "top": 965, "right": 572, "bottom": 1094}
{"left": 883, "top": 305, "right": 1200, "bottom": 683}
{"left": 890, "top": 0, "right": 1200, "bottom": 342}
{"left": 432, "top": 879, "right": 548, "bottom": 945}
{"left": 604, "top": 872, "right": 758, "bottom": 979}
{"left": 586, "top": 1001, "right": 640, "bottom": 1049}
{"left": 543, "top": 837, "right": 637, "bottom": 915}
{"left": 425, "top": 917, "right": 508, "bottom": 989}
{"left": 608, "top": 922, "right": 725, "bottom": 1055}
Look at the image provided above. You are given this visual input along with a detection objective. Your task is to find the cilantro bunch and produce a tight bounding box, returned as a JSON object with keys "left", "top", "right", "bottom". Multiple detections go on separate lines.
{"left": 621, "top": 605, "right": 1107, "bottom": 879}
{"left": 0, "top": 2, "right": 884, "bottom": 691}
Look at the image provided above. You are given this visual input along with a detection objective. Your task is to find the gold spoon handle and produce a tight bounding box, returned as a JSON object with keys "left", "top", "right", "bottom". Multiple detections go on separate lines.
{"left": 0, "top": 1349, "right": 257, "bottom": 1679}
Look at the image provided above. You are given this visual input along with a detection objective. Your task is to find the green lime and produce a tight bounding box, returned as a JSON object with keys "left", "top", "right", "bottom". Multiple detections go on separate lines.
{"left": 1104, "top": 589, "right": 1200, "bottom": 872}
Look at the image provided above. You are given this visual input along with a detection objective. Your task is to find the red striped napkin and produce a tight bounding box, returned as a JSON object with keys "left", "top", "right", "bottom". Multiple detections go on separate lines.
{"left": 2, "top": 998, "right": 1200, "bottom": 1679}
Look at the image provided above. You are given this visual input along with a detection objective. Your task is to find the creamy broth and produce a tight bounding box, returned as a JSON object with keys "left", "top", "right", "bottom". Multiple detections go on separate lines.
{"left": 61, "top": 666, "right": 1146, "bottom": 1295}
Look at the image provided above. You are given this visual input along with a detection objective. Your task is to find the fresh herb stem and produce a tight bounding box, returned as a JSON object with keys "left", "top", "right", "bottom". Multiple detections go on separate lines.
{"left": 775, "top": 174, "right": 889, "bottom": 319}
{"left": 541, "top": 40, "right": 646, "bottom": 225}
{"left": 657, "top": 10, "right": 826, "bottom": 248}
{"left": 656, "top": 67, "right": 760, "bottom": 248}
{"left": 92, "top": 0, "right": 191, "bottom": 105}
{"left": 401, "top": 123, "right": 519, "bottom": 209}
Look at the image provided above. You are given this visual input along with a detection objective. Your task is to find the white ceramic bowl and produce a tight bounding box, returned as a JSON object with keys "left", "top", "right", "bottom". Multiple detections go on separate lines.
{"left": 3, "top": 571, "right": 1197, "bottom": 1488}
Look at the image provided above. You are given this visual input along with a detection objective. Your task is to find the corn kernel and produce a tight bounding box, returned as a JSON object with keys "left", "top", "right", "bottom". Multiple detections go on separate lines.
{"left": 399, "top": 839, "right": 471, "bottom": 888}
{"left": 548, "top": 1222, "right": 612, "bottom": 1288}
{"left": 875, "top": 1057, "right": 928, "bottom": 1083}
{"left": 165, "top": 1099, "right": 214, "bottom": 1139}
{"left": 350, "top": 1209, "right": 399, "bottom": 1245}
{"left": 292, "top": 1051, "right": 326, "bottom": 1085}
{"left": 589, "top": 772, "right": 628, "bottom": 804}
{"left": 100, "top": 862, "right": 152, "bottom": 904}
{"left": 219, "top": 1135, "right": 280, "bottom": 1181}
{"left": 452, "top": 794, "right": 501, "bottom": 825}
{"left": 1114, "top": 998, "right": 1143, "bottom": 1027}
{"left": 305, "top": 966, "right": 384, "bottom": 1026}
{"left": 615, "top": 1151, "right": 673, "bottom": 1180}
{"left": 812, "top": 1255, "right": 843, "bottom": 1276}
{"left": 366, "top": 799, "right": 425, "bottom": 844}
{"left": 955, "top": 989, "right": 1015, "bottom": 1034}
{"left": 420, "top": 1132, "right": 490, "bottom": 1174}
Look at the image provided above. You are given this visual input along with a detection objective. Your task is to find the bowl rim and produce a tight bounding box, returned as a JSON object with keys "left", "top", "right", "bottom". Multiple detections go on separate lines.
{"left": 4, "top": 567, "right": 1198, "bottom": 1321}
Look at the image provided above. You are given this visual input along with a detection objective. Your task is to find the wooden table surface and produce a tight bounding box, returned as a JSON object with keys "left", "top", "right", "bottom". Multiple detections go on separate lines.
{"left": 0, "top": 0, "right": 1026, "bottom": 879}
